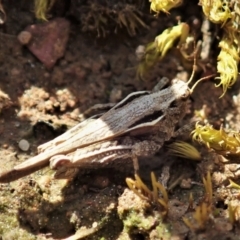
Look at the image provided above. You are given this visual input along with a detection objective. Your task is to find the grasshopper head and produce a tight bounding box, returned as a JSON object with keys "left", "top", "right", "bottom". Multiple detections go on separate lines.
{"left": 171, "top": 78, "right": 191, "bottom": 100}
{"left": 171, "top": 73, "right": 215, "bottom": 101}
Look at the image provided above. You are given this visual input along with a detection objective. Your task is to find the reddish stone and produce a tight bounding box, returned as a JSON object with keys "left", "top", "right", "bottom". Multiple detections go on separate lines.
{"left": 25, "top": 18, "right": 70, "bottom": 69}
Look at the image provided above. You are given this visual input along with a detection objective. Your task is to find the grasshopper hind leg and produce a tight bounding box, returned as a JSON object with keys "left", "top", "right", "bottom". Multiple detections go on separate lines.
{"left": 50, "top": 155, "right": 78, "bottom": 179}
{"left": 131, "top": 139, "right": 163, "bottom": 174}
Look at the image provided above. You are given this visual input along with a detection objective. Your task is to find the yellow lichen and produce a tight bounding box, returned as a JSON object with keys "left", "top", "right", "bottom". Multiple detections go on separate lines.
{"left": 227, "top": 179, "right": 240, "bottom": 190}
{"left": 216, "top": 35, "right": 239, "bottom": 97}
{"left": 203, "top": 171, "right": 213, "bottom": 204}
{"left": 34, "top": 0, "right": 56, "bottom": 20}
{"left": 228, "top": 203, "right": 239, "bottom": 224}
{"left": 137, "top": 23, "right": 189, "bottom": 79}
{"left": 126, "top": 172, "right": 168, "bottom": 216}
{"left": 192, "top": 122, "right": 240, "bottom": 155}
{"left": 150, "top": 0, "right": 182, "bottom": 15}
{"left": 200, "top": 0, "right": 240, "bottom": 96}
{"left": 155, "top": 23, "right": 189, "bottom": 57}
{"left": 183, "top": 172, "right": 213, "bottom": 231}
{"left": 230, "top": 1, "right": 240, "bottom": 32}
{"left": 200, "top": 0, "right": 232, "bottom": 25}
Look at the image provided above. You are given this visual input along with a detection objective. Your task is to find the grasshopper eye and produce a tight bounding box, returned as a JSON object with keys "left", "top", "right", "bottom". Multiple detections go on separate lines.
{"left": 181, "top": 90, "right": 190, "bottom": 99}
{"left": 172, "top": 79, "right": 179, "bottom": 84}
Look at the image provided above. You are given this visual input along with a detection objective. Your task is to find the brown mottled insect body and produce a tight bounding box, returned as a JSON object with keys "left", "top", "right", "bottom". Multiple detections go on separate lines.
{"left": 0, "top": 78, "right": 191, "bottom": 182}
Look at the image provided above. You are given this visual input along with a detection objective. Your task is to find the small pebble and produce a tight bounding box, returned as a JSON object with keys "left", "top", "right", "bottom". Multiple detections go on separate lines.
{"left": 3, "top": 144, "right": 8, "bottom": 149}
{"left": 17, "top": 31, "right": 32, "bottom": 45}
{"left": 18, "top": 139, "right": 30, "bottom": 151}
{"left": 92, "top": 222, "right": 98, "bottom": 228}
{"left": 180, "top": 178, "right": 192, "bottom": 189}
{"left": 14, "top": 122, "right": 20, "bottom": 127}
{"left": 135, "top": 45, "right": 145, "bottom": 61}
{"left": 109, "top": 88, "right": 122, "bottom": 103}
{"left": 91, "top": 176, "right": 110, "bottom": 188}
{"left": 10, "top": 68, "right": 21, "bottom": 76}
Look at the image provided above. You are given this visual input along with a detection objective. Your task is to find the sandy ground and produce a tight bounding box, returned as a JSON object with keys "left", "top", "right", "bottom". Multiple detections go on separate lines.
{"left": 0, "top": 0, "right": 240, "bottom": 239}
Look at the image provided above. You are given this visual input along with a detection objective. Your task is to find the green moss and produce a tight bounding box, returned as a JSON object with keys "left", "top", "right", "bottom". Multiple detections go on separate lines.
{"left": 0, "top": 211, "right": 36, "bottom": 239}
{"left": 154, "top": 223, "right": 172, "bottom": 239}
{"left": 123, "top": 210, "right": 153, "bottom": 232}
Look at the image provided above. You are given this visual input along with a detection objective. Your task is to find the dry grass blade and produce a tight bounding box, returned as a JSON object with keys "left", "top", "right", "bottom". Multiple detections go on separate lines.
{"left": 126, "top": 172, "right": 169, "bottom": 216}
{"left": 168, "top": 141, "right": 201, "bottom": 160}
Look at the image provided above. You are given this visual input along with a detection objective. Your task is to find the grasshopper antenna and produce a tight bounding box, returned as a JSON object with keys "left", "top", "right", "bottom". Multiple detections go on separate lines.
{"left": 184, "top": 39, "right": 215, "bottom": 92}
{"left": 190, "top": 74, "right": 216, "bottom": 93}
